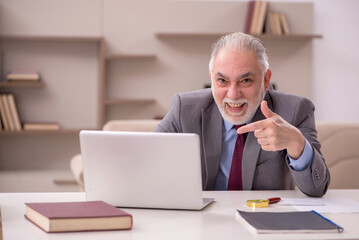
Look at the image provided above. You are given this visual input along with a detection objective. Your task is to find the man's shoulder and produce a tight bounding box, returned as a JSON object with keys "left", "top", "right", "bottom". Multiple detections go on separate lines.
{"left": 268, "top": 89, "right": 313, "bottom": 107}
{"left": 267, "top": 89, "right": 315, "bottom": 122}
{"left": 176, "top": 88, "right": 214, "bottom": 107}
{"left": 177, "top": 88, "right": 213, "bottom": 100}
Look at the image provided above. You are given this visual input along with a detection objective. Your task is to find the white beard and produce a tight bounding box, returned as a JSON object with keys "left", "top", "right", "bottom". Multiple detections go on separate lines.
{"left": 212, "top": 84, "right": 266, "bottom": 125}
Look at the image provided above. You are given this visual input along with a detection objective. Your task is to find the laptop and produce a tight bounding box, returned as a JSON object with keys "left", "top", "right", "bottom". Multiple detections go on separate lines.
{"left": 80, "top": 130, "right": 214, "bottom": 210}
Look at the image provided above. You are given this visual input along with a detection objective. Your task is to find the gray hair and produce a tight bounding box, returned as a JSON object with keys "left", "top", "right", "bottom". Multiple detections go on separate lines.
{"left": 209, "top": 32, "right": 269, "bottom": 74}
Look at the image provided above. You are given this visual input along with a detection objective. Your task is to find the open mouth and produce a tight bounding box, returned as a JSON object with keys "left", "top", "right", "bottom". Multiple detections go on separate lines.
{"left": 226, "top": 102, "right": 247, "bottom": 115}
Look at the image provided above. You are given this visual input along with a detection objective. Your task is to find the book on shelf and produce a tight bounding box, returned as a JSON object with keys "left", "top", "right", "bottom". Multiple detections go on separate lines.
{"left": 266, "top": 12, "right": 282, "bottom": 35}
{"left": 256, "top": 1, "right": 268, "bottom": 35}
{"left": 235, "top": 210, "right": 344, "bottom": 234}
{"left": 23, "top": 122, "right": 60, "bottom": 131}
{"left": 248, "top": 1, "right": 259, "bottom": 34}
{"left": 0, "top": 94, "right": 20, "bottom": 131}
{"left": 245, "top": 1, "right": 291, "bottom": 36}
{"left": 6, "top": 71, "right": 40, "bottom": 81}
{"left": 6, "top": 94, "right": 22, "bottom": 131}
{"left": 0, "top": 96, "right": 8, "bottom": 131}
{"left": 278, "top": 12, "right": 291, "bottom": 35}
{"left": 25, "top": 201, "right": 133, "bottom": 233}
{"left": 0, "top": 94, "right": 13, "bottom": 131}
{"left": 244, "top": 1, "right": 255, "bottom": 34}
{"left": 246, "top": 1, "right": 268, "bottom": 35}
{"left": 265, "top": 12, "right": 291, "bottom": 35}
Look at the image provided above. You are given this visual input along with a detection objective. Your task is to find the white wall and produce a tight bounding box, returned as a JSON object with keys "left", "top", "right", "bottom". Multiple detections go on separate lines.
{"left": 166, "top": 0, "right": 359, "bottom": 123}
{"left": 271, "top": 0, "right": 359, "bottom": 122}
{"left": 312, "top": 0, "right": 359, "bottom": 122}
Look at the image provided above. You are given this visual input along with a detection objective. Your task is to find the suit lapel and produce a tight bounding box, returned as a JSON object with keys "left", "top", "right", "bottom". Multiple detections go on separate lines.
{"left": 242, "top": 92, "right": 273, "bottom": 190}
{"left": 201, "top": 102, "right": 223, "bottom": 190}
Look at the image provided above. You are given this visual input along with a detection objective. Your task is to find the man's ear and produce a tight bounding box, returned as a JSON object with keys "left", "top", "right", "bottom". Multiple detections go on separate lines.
{"left": 209, "top": 70, "right": 212, "bottom": 87}
{"left": 264, "top": 69, "right": 272, "bottom": 91}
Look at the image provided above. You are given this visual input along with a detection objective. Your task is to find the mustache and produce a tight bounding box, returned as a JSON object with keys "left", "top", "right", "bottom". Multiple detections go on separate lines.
{"left": 222, "top": 98, "right": 249, "bottom": 105}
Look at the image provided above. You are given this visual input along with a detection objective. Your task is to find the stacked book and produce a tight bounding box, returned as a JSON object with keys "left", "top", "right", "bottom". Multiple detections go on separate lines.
{"left": 245, "top": 1, "right": 291, "bottom": 36}
{"left": 6, "top": 71, "right": 40, "bottom": 82}
{"left": 23, "top": 122, "right": 60, "bottom": 131}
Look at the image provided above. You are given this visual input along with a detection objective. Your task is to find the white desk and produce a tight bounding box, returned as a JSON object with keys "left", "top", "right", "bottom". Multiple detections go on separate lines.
{"left": 1, "top": 190, "right": 359, "bottom": 240}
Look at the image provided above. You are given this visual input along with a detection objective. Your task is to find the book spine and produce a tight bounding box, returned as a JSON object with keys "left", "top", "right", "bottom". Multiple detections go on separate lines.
{"left": 250, "top": 1, "right": 260, "bottom": 35}
{"left": 256, "top": 1, "right": 268, "bottom": 35}
{"left": 311, "top": 210, "right": 344, "bottom": 233}
{"left": 1, "top": 94, "right": 14, "bottom": 131}
{"left": 0, "top": 95, "right": 7, "bottom": 130}
{"left": 244, "top": 1, "right": 255, "bottom": 34}
{"left": 279, "top": 13, "right": 290, "bottom": 35}
{"left": 7, "top": 94, "right": 22, "bottom": 131}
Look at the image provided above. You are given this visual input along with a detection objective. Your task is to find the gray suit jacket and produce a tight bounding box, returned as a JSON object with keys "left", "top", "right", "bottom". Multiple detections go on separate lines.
{"left": 155, "top": 88, "right": 330, "bottom": 197}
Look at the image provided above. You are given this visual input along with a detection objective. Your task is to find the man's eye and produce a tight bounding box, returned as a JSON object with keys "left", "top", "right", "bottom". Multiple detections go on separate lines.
{"left": 218, "top": 78, "right": 226, "bottom": 83}
{"left": 240, "top": 78, "right": 254, "bottom": 87}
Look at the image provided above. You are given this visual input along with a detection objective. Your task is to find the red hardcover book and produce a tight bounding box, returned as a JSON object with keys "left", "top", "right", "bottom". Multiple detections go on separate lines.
{"left": 25, "top": 201, "right": 132, "bottom": 233}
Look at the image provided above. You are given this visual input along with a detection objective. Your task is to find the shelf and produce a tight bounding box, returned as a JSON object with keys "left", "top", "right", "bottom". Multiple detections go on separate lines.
{"left": 156, "top": 32, "right": 323, "bottom": 40}
{"left": 0, "top": 81, "right": 45, "bottom": 88}
{"left": 0, "top": 35, "right": 103, "bottom": 43}
{"left": 105, "top": 98, "right": 156, "bottom": 105}
{"left": 0, "top": 128, "right": 98, "bottom": 136}
{"left": 106, "top": 54, "right": 157, "bottom": 61}
{"left": 156, "top": 32, "right": 229, "bottom": 38}
{"left": 253, "top": 34, "right": 323, "bottom": 40}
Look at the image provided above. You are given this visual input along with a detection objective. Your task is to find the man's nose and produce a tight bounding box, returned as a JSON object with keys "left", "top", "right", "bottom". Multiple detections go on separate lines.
{"left": 227, "top": 84, "right": 242, "bottom": 99}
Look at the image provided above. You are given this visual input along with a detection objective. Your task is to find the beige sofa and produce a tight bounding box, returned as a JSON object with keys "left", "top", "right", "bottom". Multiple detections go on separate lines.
{"left": 316, "top": 122, "right": 359, "bottom": 189}
{"left": 71, "top": 121, "right": 359, "bottom": 190}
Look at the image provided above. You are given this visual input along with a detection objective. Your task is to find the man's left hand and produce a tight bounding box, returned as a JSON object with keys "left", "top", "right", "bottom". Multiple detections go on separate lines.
{"left": 237, "top": 100, "right": 305, "bottom": 159}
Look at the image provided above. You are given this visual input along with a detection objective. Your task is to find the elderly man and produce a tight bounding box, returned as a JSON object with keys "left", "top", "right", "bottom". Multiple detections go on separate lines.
{"left": 155, "top": 32, "right": 329, "bottom": 197}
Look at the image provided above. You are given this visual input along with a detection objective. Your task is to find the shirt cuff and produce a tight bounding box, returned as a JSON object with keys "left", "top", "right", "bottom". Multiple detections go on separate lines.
{"left": 287, "top": 138, "right": 314, "bottom": 171}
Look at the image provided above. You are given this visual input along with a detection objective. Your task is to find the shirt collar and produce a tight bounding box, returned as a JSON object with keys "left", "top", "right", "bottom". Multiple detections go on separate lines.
{"left": 223, "top": 117, "right": 255, "bottom": 133}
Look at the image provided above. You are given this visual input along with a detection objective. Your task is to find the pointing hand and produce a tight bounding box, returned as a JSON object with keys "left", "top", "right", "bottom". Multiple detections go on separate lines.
{"left": 237, "top": 100, "right": 305, "bottom": 159}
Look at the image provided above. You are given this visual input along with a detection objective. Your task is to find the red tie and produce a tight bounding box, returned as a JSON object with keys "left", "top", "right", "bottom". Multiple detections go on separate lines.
{"left": 228, "top": 125, "right": 245, "bottom": 190}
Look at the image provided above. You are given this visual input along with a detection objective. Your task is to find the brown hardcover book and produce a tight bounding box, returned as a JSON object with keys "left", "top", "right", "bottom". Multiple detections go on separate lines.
{"left": 249, "top": 1, "right": 261, "bottom": 35}
{"left": 0, "top": 95, "right": 10, "bottom": 130}
{"left": 244, "top": 1, "right": 255, "bottom": 33}
{"left": 7, "top": 71, "right": 40, "bottom": 81}
{"left": 25, "top": 201, "right": 133, "bottom": 233}
{"left": 7, "top": 94, "right": 22, "bottom": 131}
{"left": 23, "top": 122, "right": 60, "bottom": 131}
{"left": 279, "top": 12, "right": 291, "bottom": 35}
{"left": 0, "top": 94, "right": 15, "bottom": 131}
{"left": 255, "top": 1, "right": 268, "bottom": 35}
{"left": 272, "top": 12, "right": 283, "bottom": 35}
